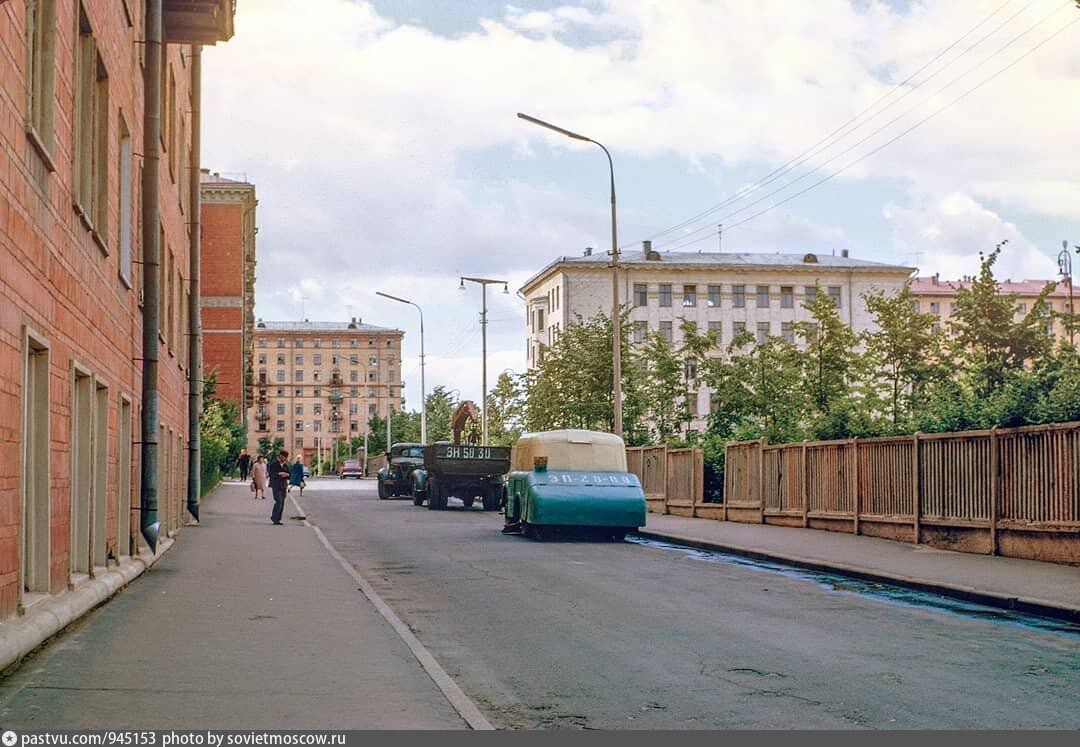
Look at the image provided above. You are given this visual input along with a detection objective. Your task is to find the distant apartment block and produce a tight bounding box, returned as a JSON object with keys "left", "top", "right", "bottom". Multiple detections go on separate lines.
{"left": 520, "top": 243, "right": 914, "bottom": 429}
{"left": 252, "top": 321, "right": 405, "bottom": 461}
{"left": 200, "top": 171, "right": 257, "bottom": 417}
{"left": 909, "top": 274, "right": 1079, "bottom": 343}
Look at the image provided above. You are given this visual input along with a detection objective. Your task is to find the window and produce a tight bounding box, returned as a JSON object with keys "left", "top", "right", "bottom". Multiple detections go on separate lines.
{"left": 295, "top": 355, "right": 303, "bottom": 365}
{"left": 258, "top": 339, "right": 267, "bottom": 348}
{"left": 1019, "top": 302, "right": 1028, "bottom": 314}
{"left": 804, "top": 286, "right": 817, "bottom": 303}
{"left": 931, "top": 322, "right": 940, "bottom": 334}
{"left": 685, "top": 359, "right": 698, "bottom": 380}
{"left": 683, "top": 286, "right": 697, "bottom": 308}
{"left": 733, "top": 321, "right": 747, "bottom": 339}
{"left": 312, "top": 372, "right": 319, "bottom": 382}
{"left": 294, "top": 387, "right": 302, "bottom": 397}
{"left": 73, "top": 7, "right": 109, "bottom": 236}
{"left": 707, "top": 285, "right": 721, "bottom": 308}
{"left": 276, "top": 387, "right": 285, "bottom": 397}
{"left": 117, "top": 397, "right": 131, "bottom": 557}
{"left": 27, "top": 0, "right": 58, "bottom": 163}
{"left": 275, "top": 370, "right": 285, "bottom": 382}
{"left": 827, "top": 286, "right": 842, "bottom": 308}
{"left": 780, "top": 286, "right": 793, "bottom": 309}
{"left": 781, "top": 322, "right": 794, "bottom": 344}
{"left": 387, "top": 369, "right": 396, "bottom": 383}
{"left": 756, "top": 322, "right": 770, "bottom": 344}
{"left": 295, "top": 421, "right": 303, "bottom": 432}
{"left": 930, "top": 302, "right": 940, "bottom": 315}
{"left": 911, "top": 300, "right": 920, "bottom": 313}
{"left": 368, "top": 404, "right": 377, "bottom": 415}
{"left": 535, "top": 308, "right": 545, "bottom": 330}
{"left": 369, "top": 356, "right": 377, "bottom": 366}
{"left": 659, "top": 284, "right": 672, "bottom": 307}
{"left": 295, "top": 370, "right": 304, "bottom": 382}
{"left": 312, "top": 388, "right": 321, "bottom": 397}
{"left": 332, "top": 339, "right": 340, "bottom": 348}
{"left": 732, "top": 285, "right": 745, "bottom": 308}
{"left": 313, "top": 403, "right": 322, "bottom": 415}
{"left": 950, "top": 303, "right": 958, "bottom": 316}
{"left": 277, "top": 338, "right": 285, "bottom": 348}
{"left": 277, "top": 403, "right": 285, "bottom": 415}
{"left": 633, "top": 321, "right": 647, "bottom": 343}
{"left": 633, "top": 284, "right": 647, "bottom": 307}
{"left": 313, "top": 354, "right": 322, "bottom": 366}
{"left": 331, "top": 355, "right": 339, "bottom": 365}
{"left": 295, "top": 339, "right": 303, "bottom": 348}
{"left": 350, "top": 339, "right": 357, "bottom": 348}
{"left": 756, "top": 285, "right": 769, "bottom": 308}
{"left": 350, "top": 371, "right": 358, "bottom": 382}
{"left": 276, "top": 354, "right": 285, "bottom": 365}
{"left": 351, "top": 422, "right": 359, "bottom": 432}
{"left": 660, "top": 321, "right": 673, "bottom": 342}
{"left": 118, "top": 118, "right": 132, "bottom": 285}
{"left": 368, "top": 388, "right": 376, "bottom": 398}
{"left": 22, "top": 330, "right": 50, "bottom": 591}
{"left": 708, "top": 321, "right": 721, "bottom": 345}
{"left": 314, "top": 421, "right": 322, "bottom": 432}
{"left": 71, "top": 368, "right": 93, "bottom": 575}
{"left": 350, "top": 403, "right": 359, "bottom": 414}
{"left": 296, "top": 438, "right": 304, "bottom": 449}
{"left": 276, "top": 420, "right": 285, "bottom": 432}
{"left": 367, "top": 371, "right": 376, "bottom": 382}
{"left": 313, "top": 338, "right": 322, "bottom": 348}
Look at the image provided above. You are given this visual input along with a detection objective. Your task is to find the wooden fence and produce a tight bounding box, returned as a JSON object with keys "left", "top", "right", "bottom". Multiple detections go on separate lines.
{"left": 625, "top": 446, "right": 714, "bottom": 519}
{"left": 724, "top": 422, "right": 1080, "bottom": 563}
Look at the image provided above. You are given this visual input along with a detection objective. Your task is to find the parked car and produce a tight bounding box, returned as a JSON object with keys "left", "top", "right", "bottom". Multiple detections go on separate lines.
{"left": 338, "top": 459, "right": 363, "bottom": 479}
{"left": 502, "top": 429, "right": 646, "bottom": 541}
{"left": 377, "top": 443, "right": 425, "bottom": 499}
{"left": 303, "top": 466, "right": 311, "bottom": 478}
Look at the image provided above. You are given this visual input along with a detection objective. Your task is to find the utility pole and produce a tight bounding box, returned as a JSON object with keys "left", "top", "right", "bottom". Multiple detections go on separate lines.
{"left": 1059, "top": 240, "right": 1074, "bottom": 346}
{"left": 386, "top": 404, "right": 392, "bottom": 452}
{"left": 459, "top": 277, "right": 509, "bottom": 443}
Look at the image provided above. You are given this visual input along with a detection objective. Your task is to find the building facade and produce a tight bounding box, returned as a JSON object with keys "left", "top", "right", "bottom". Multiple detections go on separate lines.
{"left": 520, "top": 244, "right": 914, "bottom": 427}
{"left": 199, "top": 170, "right": 256, "bottom": 418}
{"left": 909, "top": 275, "right": 1079, "bottom": 343}
{"left": 252, "top": 321, "right": 405, "bottom": 463}
{"left": 0, "top": 1, "right": 233, "bottom": 625}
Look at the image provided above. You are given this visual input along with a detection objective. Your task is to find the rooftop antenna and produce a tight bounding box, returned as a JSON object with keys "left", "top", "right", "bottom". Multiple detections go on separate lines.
{"left": 718, "top": 224, "right": 723, "bottom": 252}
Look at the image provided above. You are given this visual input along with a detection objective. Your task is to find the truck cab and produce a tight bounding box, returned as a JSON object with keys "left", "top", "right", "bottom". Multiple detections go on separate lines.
{"left": 377, "top": 442, "right": 425, "bottom": 499}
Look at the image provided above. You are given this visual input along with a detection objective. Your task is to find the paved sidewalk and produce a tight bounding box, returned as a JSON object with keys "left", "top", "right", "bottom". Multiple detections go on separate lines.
{"left": 0, "top": 481, "right": 468, "bottom": 730}
{"left": 639, "top": 513, "right": 1080, "bottom": 623}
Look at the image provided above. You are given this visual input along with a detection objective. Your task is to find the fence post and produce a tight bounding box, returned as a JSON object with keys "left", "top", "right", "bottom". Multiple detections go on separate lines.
{"left": 692, "top": 448, "right": 704, "bottom": 518}
{"left": 801, "top": 441, "right": 809, "bottom": 528}
{"left": 851, "top": 437, "right": 860, "bottom": 536}
{"left": 758, "top": 438, "right": 766, "bottom": 524}
{"left": 912, "top": 432, "right": 921, "bottom": 545}
{"left": 990, "top": 426, "right": 999, "bottom": 556}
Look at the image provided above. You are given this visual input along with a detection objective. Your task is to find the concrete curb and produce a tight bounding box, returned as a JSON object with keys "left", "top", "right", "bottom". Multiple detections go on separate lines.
{"left": 635, "top": 529, "right": 1080, "bottom": 625}
{"left": 0, "top": 538, "right": 176, "bottom": 676}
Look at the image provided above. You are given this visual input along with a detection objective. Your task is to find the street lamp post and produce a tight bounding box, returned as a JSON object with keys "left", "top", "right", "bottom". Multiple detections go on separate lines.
{"left": 459, "top": 276, "right": 508, "bottom": 444}
{"left": 376, "top": 291, "right": 427, "bottom": 444}
{"left": 1059, "top": 240, "right": 1074, "bottom": 347}
{"left": 517, "top": 112, "right": 622, "bottom": 437}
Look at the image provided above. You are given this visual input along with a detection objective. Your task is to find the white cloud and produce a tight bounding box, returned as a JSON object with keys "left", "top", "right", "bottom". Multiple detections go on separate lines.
{"left": 883, "top": 192, "right": 1057, "bottom": 281}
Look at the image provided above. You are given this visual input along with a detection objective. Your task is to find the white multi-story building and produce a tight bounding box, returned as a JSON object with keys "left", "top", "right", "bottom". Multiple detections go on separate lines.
{"left": 520, "top": 243, "right": 914, "bottom": 429}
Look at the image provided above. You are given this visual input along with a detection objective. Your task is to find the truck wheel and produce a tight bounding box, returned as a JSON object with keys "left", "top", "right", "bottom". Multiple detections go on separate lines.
{"left": 482, "top": 486, "right": 500, "bottom": 512}
{"left": 462, "top": 495, "right": 475, "bottom": 509}
{"left": 427, "top": 478, "right": 442, "bottom": 510}
{"left": 377, "top": 481, "right": 387, "bottom": 500}
{"left": 412, "top": 485, "right": 425, "bottom": 506}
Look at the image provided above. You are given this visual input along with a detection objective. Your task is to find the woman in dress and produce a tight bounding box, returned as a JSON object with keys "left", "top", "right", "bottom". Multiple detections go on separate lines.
{"left": 251, "top": 454, "right": 269, "bottom": 500}
{"left": 289, "top": 454, "right": 306, "bottom": 497}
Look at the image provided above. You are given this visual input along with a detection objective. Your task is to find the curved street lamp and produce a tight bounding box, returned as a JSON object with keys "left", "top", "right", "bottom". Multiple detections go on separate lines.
{"left": 517, "top": 112, "right": 623, "bottom": 437}
{"left": 375, "top": 291, "right": 426, "bottom": 444}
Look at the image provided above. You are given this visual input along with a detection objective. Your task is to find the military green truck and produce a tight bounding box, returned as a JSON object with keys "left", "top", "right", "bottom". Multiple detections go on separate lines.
{"left": 376, "top": 442, "right": 425, "bottom": 499}
{"left": 411, "top": 442, "right": 511, "bottom": 511}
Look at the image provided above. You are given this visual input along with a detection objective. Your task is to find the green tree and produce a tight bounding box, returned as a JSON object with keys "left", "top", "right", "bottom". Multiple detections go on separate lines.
{"left": 863, "top": 285, "right": 946, "bottom": 431}
{"left": 485, "top": 371, "right": 526, "bottom": 446}
{"left": 797, "top": 286, "right": 867, "bottom": 439}
{"left": 257, "top": 435, "right": 284, "bottom": 459}
{"left": 639, "top": 330, "right": 690, "bottom": 442}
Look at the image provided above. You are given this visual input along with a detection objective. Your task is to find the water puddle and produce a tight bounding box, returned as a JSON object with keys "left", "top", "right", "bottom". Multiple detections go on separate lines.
{"left": 626, "top": 535, "right": 1080, "bottom": 637}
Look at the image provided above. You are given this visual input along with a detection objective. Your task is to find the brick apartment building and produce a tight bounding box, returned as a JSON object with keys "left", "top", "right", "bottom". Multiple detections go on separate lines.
{"left": 0, "top": 0, "right": 233, "bottom": 631}
{"left": 200, "top": 170, "right": 257, "bottom": 419}
{"left": 909, "top": 274, "right": 1079, "bottom": 344}
{"left": 252, "top": 321, "right": 405, "bottom": 464}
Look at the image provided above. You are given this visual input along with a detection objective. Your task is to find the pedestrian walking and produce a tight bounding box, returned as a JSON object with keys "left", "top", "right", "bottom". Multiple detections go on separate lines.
{"left": 251, "top": 454, "right": 269, "bottom": 500}
{"left": 269, "top": 450, "right": 291, "bottom": 525}
{"left": 289, "top": 454, "right": 306, "bottom": 497}
{"left": 237, "top": 449, "right": 252, "bottom": 482}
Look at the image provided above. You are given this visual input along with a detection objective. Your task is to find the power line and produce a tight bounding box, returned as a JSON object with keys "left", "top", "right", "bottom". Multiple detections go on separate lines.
{"left": 662, "top": 2, "right": 1074, "bottom": 252}
{"left": 636, "top": 0, "right": 1049, "bottom": 250}
{"left": 700, "top": 13, "right": 1080, "bottom": 242}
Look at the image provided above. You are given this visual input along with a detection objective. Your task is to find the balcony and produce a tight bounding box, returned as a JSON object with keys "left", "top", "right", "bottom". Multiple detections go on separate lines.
{"left": 327, "top": 394, "right": 344, "bottom": 405}
{"left": 163, "top": 0, "right": 236, "bottom": 45}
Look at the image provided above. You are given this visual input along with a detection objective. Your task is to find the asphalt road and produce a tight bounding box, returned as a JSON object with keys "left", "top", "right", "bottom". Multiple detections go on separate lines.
{"left": 303, "top": 477, "right": 1080, "bottom": 730}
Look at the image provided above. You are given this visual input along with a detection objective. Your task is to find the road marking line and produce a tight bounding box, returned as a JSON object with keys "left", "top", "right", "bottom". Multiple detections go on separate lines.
{"left": 289, "top": 494, "right": 496, "bottom": 731}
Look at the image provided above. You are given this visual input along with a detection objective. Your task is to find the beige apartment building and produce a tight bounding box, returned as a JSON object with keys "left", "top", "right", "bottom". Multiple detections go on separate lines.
{"left": 909, "top": 275, "right": 1078, "bottom": 343}
{"left": 252, "top": 320, "right": 405, "bottom": 461}
{"left": 520, "top": 243, "right": 914, "bottom": 428}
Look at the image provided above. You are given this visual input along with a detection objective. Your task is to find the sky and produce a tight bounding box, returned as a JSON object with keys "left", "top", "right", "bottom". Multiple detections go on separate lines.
{"left": 201, "top": 0, "right": 1080, "bottom": 411}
